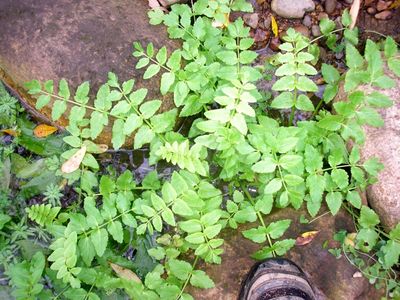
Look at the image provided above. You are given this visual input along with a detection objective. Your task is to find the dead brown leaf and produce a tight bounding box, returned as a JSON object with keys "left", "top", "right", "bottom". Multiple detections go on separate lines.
{"left": 295, "top": 230, "right": 319, "bottom": 246}
{"left": 349, "top": 0, "right": 360, "bottom": 29}
{"left": 61, "top": 145, "right": 87, "bottom": 174}
{"left": 33, "top": 124, "right": 57, "bottom": 138}
{"left": 109, "top": 262, "right": 142, "bottom": 283}
{"left": 148, "top": 0, "right": 161, "bottom": 9}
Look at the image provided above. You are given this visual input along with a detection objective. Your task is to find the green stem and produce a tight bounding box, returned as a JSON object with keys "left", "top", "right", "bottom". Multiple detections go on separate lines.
{"left": 309, "top": 28, "right": 346, "bottom": 44}
{"left": 273, "top": 153, "right": 288, "bottom": 195}
{"left": 308, "top": 211, "right": 330, "bottom": 224}
{"left": 83, "top": 282, "right": 96, "bottom": 300}
{"left": 117, "top": 86, "right": 167, "bottom": 143}
{"left": 53, "top": 286, "right": 69, "bottom": 300}
{"left": 141, "top": 52, "right": 172, "bottom": 73}
{"left": 364, "top": 30, "right": 399, "bottom": 44}
{"left": 312, "top": 98, "right": 324, "bottom": 119}
{"left": 320, "top": 164, "right": 360, "bottom": 172}
{"left": 40, "top": 91, "right": 125, "bottom": 121}
{"left": 240, "top": 182, "right": 276, "bottom": 257}
{"left": 342, "top": 203, "right": 400, "bottom": 243}
{"left": 289, "top": 78, "right": 298, "bottom": 126}
{"left": 176, "top": 256, "right": 199, "bottom": 300}
{"left": 81, "top": 207, "right": 135, "bottom": 237}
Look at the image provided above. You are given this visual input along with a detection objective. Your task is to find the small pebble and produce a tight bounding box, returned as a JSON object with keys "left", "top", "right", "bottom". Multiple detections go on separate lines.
{"left": 324, "top": 0, "right": 337, "bottom": 14}
{"left": 367, "top": 7, "right": 377, "bottom": 14}
{"left": 318, "top": 12, "right": 329, "bottom": 20}
{"left": 316, "top": 77, "right": 325, "bottom": 85}
{"left": 294, "top": 24, "right": 310, "bottom": 38}
{"left": 334, "top": 16, "right": 343, "bottom": 29}
{"left": 344, "top": 0, "right": 353, "bottom": 4}
{"left": 375, "top": 10, "right": 393, "bottom": 20}
{"left": 364, "top": 0, "right": 375, "bottom": 6}
{"left": 243, "top": 13, "right": 259, "bottom": 29}
{"left": 303, "top": 15, "right": 312, "bottom": 27}
{"left": 269, "top": 37, "right": 281, "bottom": 51}
{"left": 319, "top": 47, "right": 327, "bottom": 61}
{"left": 263, "top": 16, "right": 271, "bottom": 30}
{"left": 376, "top": 0, "right": 391, "bottom": 11}
{"left": 335, "top": 51, "right": 344, "bottom": 60}
{"left": 253, "top": 28, "right": 268, "bottom": 42}
{"left": 311, "top": 25, "right": 321, "bottom": 37}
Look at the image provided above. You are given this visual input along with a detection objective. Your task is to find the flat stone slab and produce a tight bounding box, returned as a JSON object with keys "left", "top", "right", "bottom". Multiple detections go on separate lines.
{"left": 189, "top": 206, "right": 383, "bottom": 299}
{"left": 0, "top": 0, "right": 178, "bottom": 145}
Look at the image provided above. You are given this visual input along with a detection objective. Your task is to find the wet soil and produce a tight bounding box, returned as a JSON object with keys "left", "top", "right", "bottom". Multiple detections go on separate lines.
{"left": 188, "top": 206, "right": 384, "bottom": 299}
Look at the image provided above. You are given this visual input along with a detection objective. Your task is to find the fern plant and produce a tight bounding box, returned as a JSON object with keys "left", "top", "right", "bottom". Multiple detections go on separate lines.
{"left": 26, "top": 204, "right": 61, "bottom": 227}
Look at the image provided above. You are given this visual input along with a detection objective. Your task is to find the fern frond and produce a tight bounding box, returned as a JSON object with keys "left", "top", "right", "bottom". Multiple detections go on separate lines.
{"left": 157, "top": 141, "right": 208, "bottom": 176}
{"left": 26, "top": 204, "right": 61, "bottom": 227}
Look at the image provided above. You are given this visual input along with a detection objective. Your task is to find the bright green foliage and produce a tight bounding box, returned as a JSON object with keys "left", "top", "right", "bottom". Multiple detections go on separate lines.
{"left": 156, "top": 140, "right": 209, "bottom": 176}
{"left": 48, "top": 231, "right": 81, "bottom": 288}
{"left": 321, "top": 63, "right": 340, "bottom": 103}
{"left": 7, "top": 252, "right": 46, "bottom": 300}
{"left": 331, "top": 209, "right": 400, "bottom": 297}
{"left": 26, "top": 204, "right": 61, "bottom": 227}
{"left": 271, "top": 28, "right": 317, "bottom": 121}
{"left": 25, "top": 73, "right": 178, "bottom": 151}
{"left": 12, "top": 1, "right": 400, "bottom": 299}
{"left": 137, "top": 171, "right": 224, "bottom": 264}
{"left": 385, "top": 37, "right": 400, "bottom": 76}
{"left": 318, "top": 9, "right": 358, "bottom": 51}
{"left": 0, "top": 81, "right": 19, "bottom": 126}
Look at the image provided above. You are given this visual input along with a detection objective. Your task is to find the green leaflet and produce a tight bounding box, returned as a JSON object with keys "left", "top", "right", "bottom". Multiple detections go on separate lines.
{"left": 26, "top": 204, "right": 61, "bottom": 227}
{"left": 7, "top": 252, "right": 46, "bottom": 300}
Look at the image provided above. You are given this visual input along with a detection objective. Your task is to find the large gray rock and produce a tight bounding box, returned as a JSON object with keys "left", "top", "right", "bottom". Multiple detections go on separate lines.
{"left": 334, "top": 61, "right": 400, "bottom": 230}
{"left": 271, "top": 0, "right": 315, "bottom": 19}
{"left": 188, "top": 206, "right": 383, "bottom": 299}
{"left": 0, "top": 0, "right": 178, "bottom": 145}
{"left": 358, "top": 69, "right": 400, "bottom": 230}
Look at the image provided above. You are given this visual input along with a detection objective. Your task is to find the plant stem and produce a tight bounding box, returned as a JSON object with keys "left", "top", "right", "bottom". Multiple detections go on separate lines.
{"left": 289, "top": 86, "right": 297, "bottom": 126}
{"left": 117, "top": 86, "right": 167, "bottom": 143}
{"left": 342, "top": 203, "right": 400, "bottom": 243}
{"left": 312, "top": 98, "right": 324, "bottom": 119}
{"left": 41, "top": 91, "right": 125, "bottom": 120}
{"left": 240, "top": 182, "right": 276, "bottom": 257}
{"left": 308, "top": 211, "right": 330, "bottom": 224}
{"left": 176, "top": 256, "right": 199, "bottom": 300}
{"left": 309, "top": 28, "right": 346, "bottom": 44}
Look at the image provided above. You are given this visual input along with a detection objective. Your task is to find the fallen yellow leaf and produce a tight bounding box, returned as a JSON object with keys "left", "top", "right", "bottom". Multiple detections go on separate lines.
{"left": 296, "top": 230, "right": 319, "bottom": 246}
{"left": 61, "top": 145, "right": 87, "bottom": 174}
{"left": 1, "top": 129, "right": 19, "bottom": 137}
{"left": 109, "top": 262, "right": 142, "bottom": 283}
{"left": 271, "top": 15, "right": 278, "bottom": 38}
{"left": 212, "top": 13, "right": 230, "bottom": 28}
{"left": 33, "top": 124, "right": 57, "bottom": 138}
{"left": 389, "top": 0, "right": 400, "bottom": 9}
{"left": 344, "top": 232, "right": 357, "bottom": 247}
